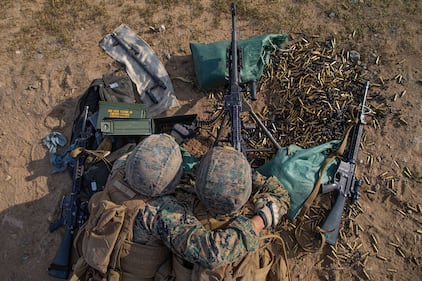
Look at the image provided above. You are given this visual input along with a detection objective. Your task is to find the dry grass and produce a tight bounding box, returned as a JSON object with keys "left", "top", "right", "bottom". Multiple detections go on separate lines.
{"left": 35, "top": 0, "right": 107, "bottom": 44}
{"left": 10, "top": 0, "right": 419, "bottom": 53}
{"left": 8, "top": 0, "right": 420, "bottom": 69}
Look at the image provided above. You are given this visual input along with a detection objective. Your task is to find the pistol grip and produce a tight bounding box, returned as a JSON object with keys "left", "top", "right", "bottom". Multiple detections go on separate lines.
{"left": 48, "top": 218, "right": 64, "bottom": 233}
{"left": 321, "top": 183, "right": 338, "bottom": 194}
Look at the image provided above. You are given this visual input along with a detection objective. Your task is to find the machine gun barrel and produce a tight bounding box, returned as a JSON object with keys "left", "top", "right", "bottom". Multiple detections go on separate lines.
{"left": 230, "top": 3, "right": 239, "bottom": 87}
{"left": 225, "top": 2, "right": 242, "bottom": 151}
{"left": 214, "top": 2, "right": 281, "bottom": 153}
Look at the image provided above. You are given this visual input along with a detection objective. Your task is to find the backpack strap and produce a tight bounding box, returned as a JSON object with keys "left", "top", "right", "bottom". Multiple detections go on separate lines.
{"left": 259, "top": 234, "right": 291, "bottom": 281}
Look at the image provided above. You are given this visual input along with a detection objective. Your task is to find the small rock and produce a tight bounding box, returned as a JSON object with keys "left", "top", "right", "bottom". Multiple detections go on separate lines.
{"left": 349, "top": 50, "right": 360, "bottom": 63}
{"left": 149, "top": 24, "right": 166, "bottom": 33}
{"left": 64, "top": 65, "right": 72, "bottom": 75}
{"left": 5, "top": 175, "right": 11, "bottom": 181}
{"left": 21, "top": 253, "right": 30, "bottom": 263}
{"left": 44, "top": 116, "right": 61, "bottom": 129}
{"left": 328, "top": 12, "right": 336, "bottom": 18}
{"left": 26, "top": 81, "right": 40, "bottom": 90}
{"left": 158, "top": 24, "right": 166, "bottom": 32}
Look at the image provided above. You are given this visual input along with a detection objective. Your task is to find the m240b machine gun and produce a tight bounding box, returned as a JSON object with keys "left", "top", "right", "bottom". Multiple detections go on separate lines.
{"left": 214, "top": 2, "right": 281, "bottom": 153}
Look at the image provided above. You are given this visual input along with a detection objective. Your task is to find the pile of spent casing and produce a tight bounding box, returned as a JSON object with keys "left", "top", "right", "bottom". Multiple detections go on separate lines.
{"left": 248, "top": 37, "right": 386, "bottom": 153}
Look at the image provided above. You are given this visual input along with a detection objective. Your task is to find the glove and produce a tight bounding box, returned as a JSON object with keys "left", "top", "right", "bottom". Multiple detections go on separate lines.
{"left": 254, "top": 196, "right": 280, "bottom": 229}
{"left": 170, "top": 123, "right": 195, "bottom": 144}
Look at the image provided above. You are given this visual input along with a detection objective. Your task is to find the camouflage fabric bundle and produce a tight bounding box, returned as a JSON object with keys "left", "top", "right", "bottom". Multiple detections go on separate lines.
{"left": 100, "top": 24, "right": 179, "bottom": 117}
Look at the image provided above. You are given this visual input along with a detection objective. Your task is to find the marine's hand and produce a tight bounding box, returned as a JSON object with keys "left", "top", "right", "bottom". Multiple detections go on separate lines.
{"left": 254, "top": 195, "right": 281, "bottom": 229}
{"left": 251, "top": 215, "right": 265, "bottom": 233}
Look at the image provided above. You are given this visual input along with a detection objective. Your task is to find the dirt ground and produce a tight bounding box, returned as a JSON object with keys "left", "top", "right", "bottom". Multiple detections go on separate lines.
{"left": 0, "top": 1, "right": 421, "bottom": 280}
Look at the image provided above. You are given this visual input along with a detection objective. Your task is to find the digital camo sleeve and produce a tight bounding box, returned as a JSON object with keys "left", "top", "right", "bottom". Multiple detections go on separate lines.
{"left": 134, "top": 195, "right": 259, "bottom": 269}
{"left": 252, "top": 171, "right": 291, "bottom": 215}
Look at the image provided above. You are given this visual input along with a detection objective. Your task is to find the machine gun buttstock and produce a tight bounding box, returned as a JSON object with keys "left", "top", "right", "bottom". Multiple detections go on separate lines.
{"left": 321, "top": 193, "right": 347, "bottom": 245}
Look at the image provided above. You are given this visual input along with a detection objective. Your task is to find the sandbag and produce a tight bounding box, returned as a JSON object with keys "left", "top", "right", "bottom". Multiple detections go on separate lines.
{"left": 190, "top": 34, "right": 288, "bottom": 91}
{"left": 257, "top": 140, "right": 340, "bottom": 221}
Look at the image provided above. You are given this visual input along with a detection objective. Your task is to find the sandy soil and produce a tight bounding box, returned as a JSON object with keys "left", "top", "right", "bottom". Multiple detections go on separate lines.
{"left": 0, "top": 1, "right": 420, "bottom": 281}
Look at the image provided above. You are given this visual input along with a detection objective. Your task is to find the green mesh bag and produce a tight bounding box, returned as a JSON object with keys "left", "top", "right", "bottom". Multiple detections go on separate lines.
{"left": 257, "top": 140, "right": 340, "bottom": 221}
{"left": 190, "top": 34, "right": 288, "bottom": 91}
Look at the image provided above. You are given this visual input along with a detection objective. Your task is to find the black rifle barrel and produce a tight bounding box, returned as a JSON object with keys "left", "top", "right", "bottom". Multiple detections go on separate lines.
{"left": 214, "top": 2, "right": 281, "bottom": 152}
{"left": 349, "top": 81, "right": 369, "bottom": 162}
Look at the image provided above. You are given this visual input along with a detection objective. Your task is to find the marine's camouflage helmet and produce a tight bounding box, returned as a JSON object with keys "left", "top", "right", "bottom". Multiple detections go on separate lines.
{"left": 195, "top": 146, "right": 252, "bottom": 214}
{"left": 125, "top": 134, "right": 183, "bottom": 197}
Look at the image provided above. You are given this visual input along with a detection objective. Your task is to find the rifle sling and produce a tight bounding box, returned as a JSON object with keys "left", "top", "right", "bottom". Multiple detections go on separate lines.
{"left": 294, "top": 124, "right": 354, "bottom": 251}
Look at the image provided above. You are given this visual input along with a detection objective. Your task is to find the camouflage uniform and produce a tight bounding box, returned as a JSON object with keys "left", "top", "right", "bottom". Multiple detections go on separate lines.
{"left": 71, "top": 134, "right": 260, "bottom": 281}
{"left": 132, "top": 195, "right": 259, "bottom": 267}
{"left": 172, "top": 147, "right": 290, "bottom": 281}
{"left": 127, "top": 136, "right": 259, "bottom": 268}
